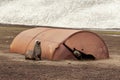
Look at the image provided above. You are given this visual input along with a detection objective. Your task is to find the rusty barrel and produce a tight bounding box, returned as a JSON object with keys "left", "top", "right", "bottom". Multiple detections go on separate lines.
{"left": 10, "top": 27, "right": 109, "bottom": 60}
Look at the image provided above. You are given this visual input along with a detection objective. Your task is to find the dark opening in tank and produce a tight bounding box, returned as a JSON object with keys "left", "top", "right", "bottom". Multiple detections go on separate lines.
{"left": 78, "top": 53, "right": 95, "bottom": 60}
{"left": 63, "top": 43, "right": 95, "bottom": 60}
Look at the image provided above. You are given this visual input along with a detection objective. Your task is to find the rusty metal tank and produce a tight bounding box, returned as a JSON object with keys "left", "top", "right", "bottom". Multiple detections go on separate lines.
{"left": 10, "top": 27, "right": 109, "bottom": 60}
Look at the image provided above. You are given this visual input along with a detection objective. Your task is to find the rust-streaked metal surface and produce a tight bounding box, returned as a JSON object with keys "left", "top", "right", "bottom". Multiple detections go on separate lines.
{"left": 10, "top": 27, "right": 109, "bottom": 60}
{"left": 53, "top": 44, "right": 77, "bottom": 60}
{"left": 10, "top": 28, "right": 51, "bottom": 54}
{"left": 64, "top": 31, "right": 109, "bottom": 59}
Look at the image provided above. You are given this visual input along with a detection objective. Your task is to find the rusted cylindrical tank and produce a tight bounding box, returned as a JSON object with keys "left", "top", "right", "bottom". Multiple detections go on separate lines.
{"left": 10, "top": 27, "right": 109, "bottom": 60}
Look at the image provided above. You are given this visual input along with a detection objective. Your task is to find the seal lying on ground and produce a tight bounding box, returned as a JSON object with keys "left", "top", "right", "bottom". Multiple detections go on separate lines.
{"left": 63, "top": 43, "right": 95, "bottom": 60}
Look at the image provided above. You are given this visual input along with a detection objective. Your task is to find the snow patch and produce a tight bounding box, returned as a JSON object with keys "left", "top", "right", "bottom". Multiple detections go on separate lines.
{"left": 0, "top": 0, "right": 120, "bottom": 28}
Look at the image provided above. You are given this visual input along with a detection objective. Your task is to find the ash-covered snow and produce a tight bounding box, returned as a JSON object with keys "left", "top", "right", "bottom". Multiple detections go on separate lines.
{"left": 0, "top": 0, "right": 120, "bottom": 28}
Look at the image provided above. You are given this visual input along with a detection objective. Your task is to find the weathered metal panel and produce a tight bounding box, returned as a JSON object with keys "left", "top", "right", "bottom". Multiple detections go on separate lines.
{"left": 10, "top": 28, "right": 51, "bottom": 54}
{"left": 64, "top": 31, "right": 109, "bottom": 59}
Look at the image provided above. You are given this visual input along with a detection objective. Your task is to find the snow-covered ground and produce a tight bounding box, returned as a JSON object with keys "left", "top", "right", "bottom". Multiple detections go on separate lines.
{"left": 0, "top": 0, "right": 120, "bottom": 28}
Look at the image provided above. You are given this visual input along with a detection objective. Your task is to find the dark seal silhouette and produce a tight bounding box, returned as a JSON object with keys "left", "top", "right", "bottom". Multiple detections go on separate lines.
{"left": 63, "top": 43, "right": 95, "bottom": 60}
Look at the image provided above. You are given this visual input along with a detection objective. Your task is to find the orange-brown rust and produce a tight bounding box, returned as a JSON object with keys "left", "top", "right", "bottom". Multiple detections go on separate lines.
{"left": 10, "top": 28, "right": 51, "bottom": 54}
{"left": 64, "top": 31, "right": 109, "bottom": 59}
{"left": 10, "top": 27, "right": 109, "bottom": 60}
